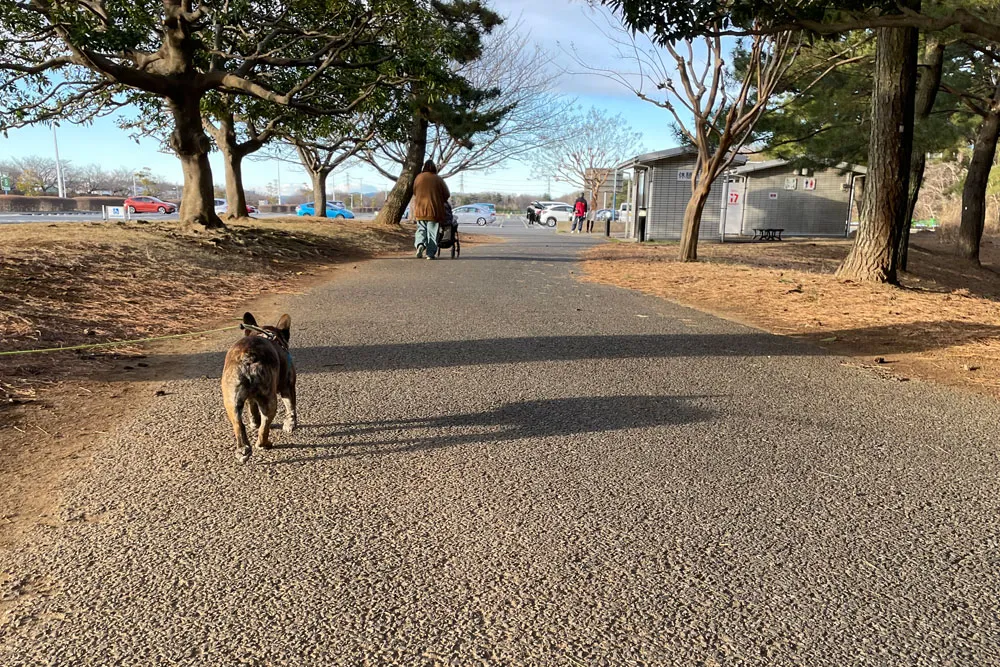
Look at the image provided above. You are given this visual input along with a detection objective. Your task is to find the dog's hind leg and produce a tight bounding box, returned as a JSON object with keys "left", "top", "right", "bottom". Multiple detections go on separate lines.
{"left": 257, "top": 394, "right": 278, "bottom": 450}
{"left": 282, "top": 384, "right": 297, "bottom": 433}
{"left": 223, "top": 388, "right": 252, "bottom": 464}
{"left": 249, "top": 400, "right": 262, "bottom": 431}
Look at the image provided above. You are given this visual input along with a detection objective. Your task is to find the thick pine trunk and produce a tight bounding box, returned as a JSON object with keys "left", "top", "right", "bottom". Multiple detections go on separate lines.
{"left": 899, "top": 39, "right": 944, "bottom": 271}
{"left": 376, "top": 116, "right": 428, "bottom": 226}
{"left": 957, "top": 106, "right": 1000, "bottom": 262}
{"left": 836, "top": 25, "right": 918, "bottom": 283}
{"left": 169, "top": 94, "right": 223, "bottom": 229}
{"left": 678, "top": 179, "right": 714, "bottom": 262}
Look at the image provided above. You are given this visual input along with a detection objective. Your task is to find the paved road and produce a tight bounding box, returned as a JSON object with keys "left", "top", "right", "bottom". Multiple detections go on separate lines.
{"left": 2, "top": 226, "right": 999, "bottom": 664}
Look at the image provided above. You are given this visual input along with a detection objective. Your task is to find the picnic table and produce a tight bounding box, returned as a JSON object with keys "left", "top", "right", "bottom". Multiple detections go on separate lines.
{"left": 752, "top": 228, "right": 784, "bottom": 241}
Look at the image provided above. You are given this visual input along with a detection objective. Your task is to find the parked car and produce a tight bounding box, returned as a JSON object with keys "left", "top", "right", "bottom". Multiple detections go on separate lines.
{"left": 538, "top": 203, "right": 575, "bottom": 227}
{"left": 472, "top": 202, "right": 496, "bottom": 214}
{"left": 295, "top": 201, "right": 355, "bottom": 218}
{"left": 214, "top": 199, "right": 258, "bottom": 216}
{"left": 528, "top": 200, "right": 564, "bottom": 216}
{"left": 595, "top": 208, "right": 619, "bottom": 222}
{"left": 453, "top": 204, "right": 496, "bottom": 226}
{"left": 124, "top": 196, "right": 177, "bottom": 214}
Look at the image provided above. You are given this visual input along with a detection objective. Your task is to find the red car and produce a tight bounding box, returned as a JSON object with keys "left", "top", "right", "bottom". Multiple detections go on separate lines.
{"left": 124, "top": 196, "right": 178, "bottom": 214}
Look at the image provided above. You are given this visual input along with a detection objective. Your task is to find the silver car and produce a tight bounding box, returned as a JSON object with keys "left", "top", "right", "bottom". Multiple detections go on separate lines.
{"left": 453, "top": 204, "right": 496, "bottom": 226}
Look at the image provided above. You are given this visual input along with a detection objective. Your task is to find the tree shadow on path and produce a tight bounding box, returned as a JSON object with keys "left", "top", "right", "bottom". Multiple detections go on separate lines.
{"left": 266, "top": 394, "right": 715, "bottom": 465}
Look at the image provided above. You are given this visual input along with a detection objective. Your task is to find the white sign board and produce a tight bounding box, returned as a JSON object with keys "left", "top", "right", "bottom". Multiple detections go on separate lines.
{"left": 728, "top": 192, "right": 740, "bottom": 205}
{"left": 803, "top": 178, "right": 817, "bottom": 191}
{"left": 768, "top": 192, "right": 778, "bottom": 200}
{"left": 677, "top": 170, "right": 693, "bottom": 181}
{"left": 784, "top": 177, "right": 797, "bottom": 190}
{"left": 103, "top": 205, "right": 130, "bottom": 220}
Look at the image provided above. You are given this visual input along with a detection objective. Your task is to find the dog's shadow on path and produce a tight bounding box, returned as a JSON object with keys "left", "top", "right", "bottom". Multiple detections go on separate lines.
{"left": 265, "top": 394, "right": 714, "bottom": 465}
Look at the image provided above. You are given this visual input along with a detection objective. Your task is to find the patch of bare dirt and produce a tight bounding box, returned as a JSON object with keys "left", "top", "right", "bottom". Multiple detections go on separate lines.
{"left": 582, "top": 233, "right": 1000, "bottom": 399}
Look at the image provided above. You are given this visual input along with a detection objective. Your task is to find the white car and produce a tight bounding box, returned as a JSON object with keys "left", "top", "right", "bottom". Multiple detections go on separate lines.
{"left": 528, "top": 200, "right": 565, "bottom": 219}
{"left": 453, "top": 204, "right": 495, "bottom": 226}
{"left": 214, "top": 198, "right": 228, "bottom": 214}
{"left": 538, "top": 203, "right": 575, "bottom": 227}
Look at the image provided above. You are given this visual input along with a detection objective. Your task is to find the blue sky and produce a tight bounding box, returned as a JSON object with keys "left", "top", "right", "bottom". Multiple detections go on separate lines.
{"left": 0, "top": 0, "right": 681, "bottom": 199}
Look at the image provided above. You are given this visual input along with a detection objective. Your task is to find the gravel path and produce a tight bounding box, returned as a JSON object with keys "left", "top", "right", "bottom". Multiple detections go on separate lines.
{"left": 2, "top": 226, "right": 999, "bottom": 665}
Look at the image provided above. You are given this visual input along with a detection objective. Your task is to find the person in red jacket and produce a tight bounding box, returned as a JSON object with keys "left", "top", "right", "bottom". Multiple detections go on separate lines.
{"left": 571, "top": 194, "right": 588, "bottom": 234}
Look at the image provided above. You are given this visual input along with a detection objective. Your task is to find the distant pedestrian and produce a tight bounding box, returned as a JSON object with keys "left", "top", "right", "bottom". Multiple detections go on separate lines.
{"left": 411, "top": 160, "right": 450, "bottom": 260}
{"left": 571, "top": 194, "right": 588, "bottom": 233}
{"left": 585, "top": 206, "right": 595, "bottom": 234}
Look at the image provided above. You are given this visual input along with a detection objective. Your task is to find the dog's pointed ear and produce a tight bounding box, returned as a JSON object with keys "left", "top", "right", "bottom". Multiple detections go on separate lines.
{"left": 276, "top": 314, "right": 291, "bottom": 342}
{"left": 242, "top": 312, "right": 257, "bottom": 335}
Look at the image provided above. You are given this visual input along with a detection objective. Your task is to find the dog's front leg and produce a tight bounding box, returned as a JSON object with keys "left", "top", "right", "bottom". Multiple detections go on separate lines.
{"left": 282, "top": 384, "right": 297, "bottom": 433}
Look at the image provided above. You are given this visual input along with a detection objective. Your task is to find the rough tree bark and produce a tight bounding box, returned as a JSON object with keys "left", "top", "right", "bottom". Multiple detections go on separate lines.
{"left": 309, "top": 168, "right": 333, "bottom": 217}
{"left": 899, "top": 38, "right": 945, "bottom": 271}
{"left": 957, "top": 89, "right": 1000, "bottom": 262}
{"left": 376, "top": 116, "right": 429, "bottom": 226}
{"left": 169, "top": 94, "right": 224, "bottom": 230}
{"left": 836, "top": 24, "right": 918, "bottom": 284}
{"left": 679, "top": 177, "right": 715, "bottom": 262}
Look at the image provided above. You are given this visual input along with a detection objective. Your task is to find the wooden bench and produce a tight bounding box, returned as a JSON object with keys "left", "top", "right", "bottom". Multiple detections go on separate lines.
{"left": 752, "top": 228, "right": 784, "bottom": 241}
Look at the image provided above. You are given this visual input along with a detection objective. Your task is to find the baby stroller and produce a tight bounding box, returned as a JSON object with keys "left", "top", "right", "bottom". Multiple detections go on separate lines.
{"left": 437, "top": 202, "right": 461, "bottom": 259}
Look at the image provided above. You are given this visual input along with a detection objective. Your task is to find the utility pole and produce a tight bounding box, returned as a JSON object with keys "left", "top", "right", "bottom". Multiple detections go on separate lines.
{"left": 546, "top": 176, "right": 551, "bottom": 198}
{"left": 460, "top": 173, "right": 464, "bottom": 194}
{"left": 276, "top": 161, "right": 282, "bottom": 205}
{"left": 608, "top": 168, "right": 618, "bottom": 237}
{"left": 52, "top": 123, "right": 65, "bottom": 198}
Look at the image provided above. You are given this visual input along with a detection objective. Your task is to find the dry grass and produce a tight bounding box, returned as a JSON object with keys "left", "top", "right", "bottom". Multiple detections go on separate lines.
{"left": 582, "top": 233, "right": 1000, "bottom": 398}
{"left": 0, "top": 216, "right": 413, "bottom": 404}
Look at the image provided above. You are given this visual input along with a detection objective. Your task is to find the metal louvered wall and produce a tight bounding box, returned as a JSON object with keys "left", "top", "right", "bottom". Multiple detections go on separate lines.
{"left": 644, "top": 157, "right": 727, "bottom": 242}
{"left": 738, "top": 166, "right": 854, "bottom": 237}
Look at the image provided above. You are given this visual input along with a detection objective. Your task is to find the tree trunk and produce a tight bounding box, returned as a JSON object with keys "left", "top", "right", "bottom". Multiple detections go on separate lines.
{"left": 899, "top": 38, "right": 945, "bottom": 271}
{"left": 836, "top": 24, "right": 918, "bottom": 284}
{"left": 376, "top": 116, "right": 428, "bottom": 226}
{"left": 205, "top": 111, "right": 264, "bottom": 220}
{"left": 957, "top": 105, "right": 1000, "bottom": 262}
{"left": 222, "top": 148, "right": 249, "bottom": 219}
{"left": 678, "top": 178, "right": 714, "bottom": 262}
{"left": 169, "top": 94, "right": 223, "bottom": 229}
{"left": 311, "top": 169, "right": 332, "bottom": 218}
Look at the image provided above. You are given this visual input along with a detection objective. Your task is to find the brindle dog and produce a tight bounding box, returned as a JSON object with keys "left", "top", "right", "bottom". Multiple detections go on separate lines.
{"left": 221, "top": 312, "right": 297, "bottom": 463}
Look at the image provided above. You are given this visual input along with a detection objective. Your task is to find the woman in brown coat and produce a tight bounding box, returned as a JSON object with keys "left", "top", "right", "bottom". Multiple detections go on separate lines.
{"left": 411, "top": 160, "right": 451, "bottom": 259}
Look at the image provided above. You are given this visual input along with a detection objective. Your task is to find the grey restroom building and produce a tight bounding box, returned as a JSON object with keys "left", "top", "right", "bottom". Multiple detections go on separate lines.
{"left": 619, "top": 147, "right": 746, "bottom": 242}
{"left": 726, "top": 160, "right": 865, "bottom": 238}
{"left": 620, "top": 149, "right": 864, "bottom": 241}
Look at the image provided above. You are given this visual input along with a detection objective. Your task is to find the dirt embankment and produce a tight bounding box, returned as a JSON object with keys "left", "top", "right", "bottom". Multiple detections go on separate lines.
{"left": 582, "top": 234, "right": 1000, "bottom": 399}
